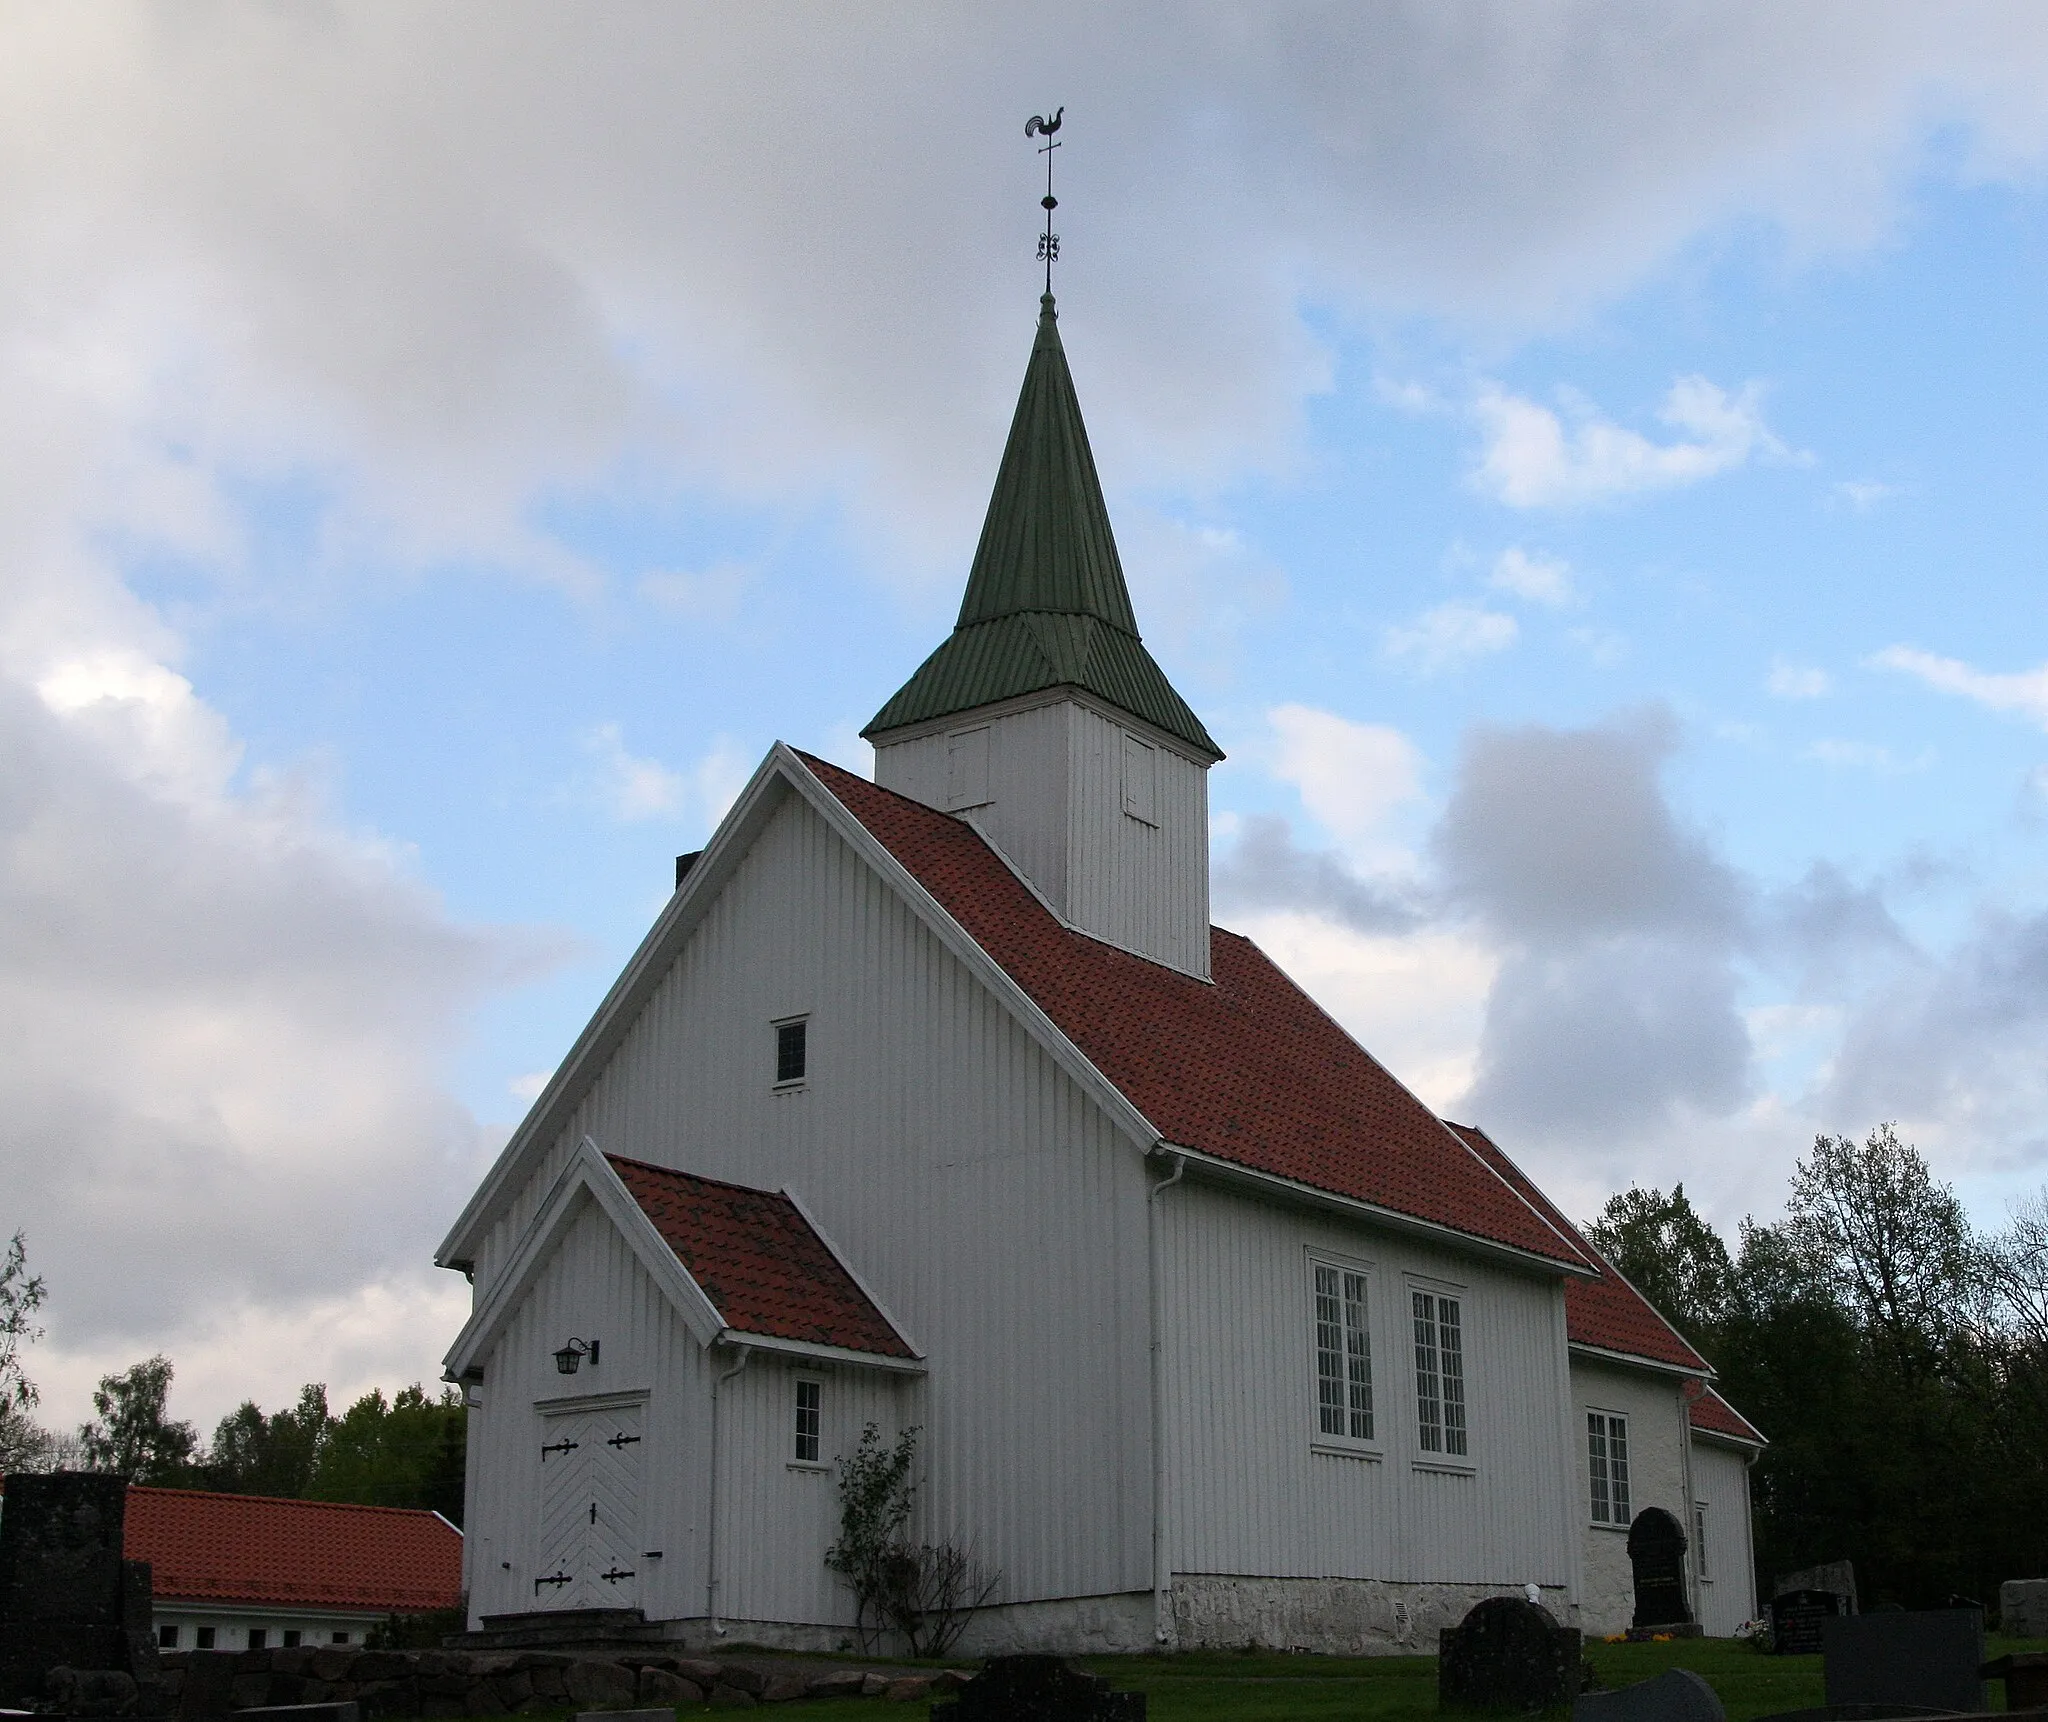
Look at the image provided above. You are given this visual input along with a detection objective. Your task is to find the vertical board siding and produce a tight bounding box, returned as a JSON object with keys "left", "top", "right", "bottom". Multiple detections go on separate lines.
{"left": 469, "top": 1196, "right": 710, "bottom": 1627}
{"left": 1063, "top": 704, "right": 1209, "bottom": 978}
{"left": 465, "top": 789, "right": 1153, "bottom": 1627}
{"left": 1690, "top": 1444, "right": 1757, "bottom": 1636}
{"left": 1159, "top": 1182, "right": 1573, "bottom": 1587}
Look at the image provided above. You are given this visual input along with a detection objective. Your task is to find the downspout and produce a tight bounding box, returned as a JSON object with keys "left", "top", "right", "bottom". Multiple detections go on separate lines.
{"left": 1678, "top": 1378, "right": 1705, "bottom": 1624}
{"left": 1146, "top": 1150, "right": 1186, "bottom": 1646}
{"left": 706, "top": 1342, "right": 753, "bottom": 1636}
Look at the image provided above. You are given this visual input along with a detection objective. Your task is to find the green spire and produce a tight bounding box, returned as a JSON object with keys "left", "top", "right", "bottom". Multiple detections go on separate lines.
{"left": 864, "top": 296, "right": 1221, "bottom": 759}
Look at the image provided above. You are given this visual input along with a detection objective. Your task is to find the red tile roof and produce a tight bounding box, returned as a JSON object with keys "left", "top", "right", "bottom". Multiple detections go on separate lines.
{"left": 1689, "top": 1384, "right": 1766, "bottom": 1446}
{"left": 797, "top": 753, "right": 1592, "bottom": 1271}
{"left": 1443, "top": 1121, "right": 1712, "bottom": 1373}
{"left": 124, "top": 1487, "right": 460, "bottom": 1613}
{"left": 607, "top": 1154, "right": 916, "bottom": 1359}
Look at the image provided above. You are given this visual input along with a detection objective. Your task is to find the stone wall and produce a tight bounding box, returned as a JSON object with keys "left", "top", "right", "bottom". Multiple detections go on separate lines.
{"left": 158, "top": 1648, "right": 954, "bottom": 1714}
{"left": 1170, "top": 1576, "right": 1573, "bottom": 1655}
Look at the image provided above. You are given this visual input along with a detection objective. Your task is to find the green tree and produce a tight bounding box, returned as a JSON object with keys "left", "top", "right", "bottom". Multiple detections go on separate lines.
{"left": 79, "top": 1356, "right": 199, "bottom": 1483}
{"left": 1583, "top": 1183, "right": 1735, "bottom": 1354}
{"left": 310, "top": 1384, "right": 465, "bottom": 1522}
{"left": 203, "top": 1383, "right": 331, "bottom": 1497}
{"left": 0, "top": 1230, "right": 46, "bottom": 1414}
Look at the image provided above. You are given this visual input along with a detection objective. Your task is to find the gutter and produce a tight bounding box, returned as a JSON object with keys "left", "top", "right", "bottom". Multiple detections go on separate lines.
{"left": 1146, "top": 1149, "right": 1186, "bottom": 1646}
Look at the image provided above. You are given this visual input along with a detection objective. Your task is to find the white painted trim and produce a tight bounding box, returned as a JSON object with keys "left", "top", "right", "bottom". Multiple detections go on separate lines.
{"left": 869, "top": 683, "right": 1221, "bottom": 768}
{"left": 779, "top": 1187, "right": 926, "bottom": 1359}
{"left": 1166, "top": 1145, "right": 1596, "bottom": 1279}
{"left": 442, "top": 1137, "right": 724, "bottom": 1379}
{"left": 532, "top": 1389, "right": 650, "bottom": 1416}
{"left": 713, "top": 1330, "right": 926, "bottom": 1375}
{"left": 1569, "top": 1340, "right": 1714, "bottom": 1381}
{"left": 1689, "top": 1426, "right": 1766, "bottom": 1454}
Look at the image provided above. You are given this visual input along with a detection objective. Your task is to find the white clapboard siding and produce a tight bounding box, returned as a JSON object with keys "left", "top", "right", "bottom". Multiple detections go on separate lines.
{"left": 1158, "top": 1180, "right": 1576, "bottom": 1589}
{"left": 873, "top": 695, "right": 1211, "bottom": 979}
{"left": 466, "top": 1193, "right": 711, "bottom": 1627}
{"left": 1568, "top": 1359, "right": 1690, "bottom": 1637}
{"left": 1689, "top": 1442, "right": 1758, "bottom": 1636}
{"left": 468, "top": 787, "right": 1154, "bottom": 1618}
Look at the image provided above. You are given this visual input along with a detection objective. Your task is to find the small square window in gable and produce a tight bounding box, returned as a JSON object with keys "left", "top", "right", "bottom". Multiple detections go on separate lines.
{"left": 946, "top": 726, "right": 991, "bottom": 810}
{"left": 774, "top": 1018, "right": 807, "bottom": 1086}
{"left": 1121, "top": 731, "right": 1157, "bottom": 826}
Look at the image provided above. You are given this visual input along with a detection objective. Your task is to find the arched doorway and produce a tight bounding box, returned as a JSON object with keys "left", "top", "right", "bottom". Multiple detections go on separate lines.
{"left": 1627, "top": 1507, "right": 1692, "bottom": 1628}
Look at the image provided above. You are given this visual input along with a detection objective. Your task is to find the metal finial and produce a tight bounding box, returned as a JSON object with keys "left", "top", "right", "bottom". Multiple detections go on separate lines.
{"left": 1025, "top": 108, "right": 1064, "bottom": 294}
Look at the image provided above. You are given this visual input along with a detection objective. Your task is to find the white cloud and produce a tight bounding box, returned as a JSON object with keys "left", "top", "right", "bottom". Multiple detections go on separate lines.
{"left": 1768, "top": 658, "right": 1832, "bottom": 699}
{"left": 1834, "top": 478, "right": 1896, "bottom": 510}
{"left": 1488, "top": 547, "right": 1576, "bottom": 607}
{"left": 1268, "top": 703, "right": 1423, "bottom": 856}
{"left": 1871, "top": 645, "right": 2048, "bottom": 728}
{"left": 584, "top": 723, "right": 687, "bottom": 821}
{"left": 1804, "top": 737, "right": 1934, "bottom": 773}
{"left": 637, "top": 561, "right": 753, "bottom": 621}
{"left": 508, "top": 1070, "right": 552, "bottom": 1103}
{"left": 1383, "top": 602, "right": 1519, "bottom": 672}
{"left": 1473, "top": 376, "right": 1795, "bottom": 508}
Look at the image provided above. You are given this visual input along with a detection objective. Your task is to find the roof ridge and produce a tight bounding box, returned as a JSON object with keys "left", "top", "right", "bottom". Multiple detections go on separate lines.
{"left": 605, "top": 1151, "right": 793, "bottom": 1202}
{"left": 126, "top": 1485, "right": 447, "bottom": 1519}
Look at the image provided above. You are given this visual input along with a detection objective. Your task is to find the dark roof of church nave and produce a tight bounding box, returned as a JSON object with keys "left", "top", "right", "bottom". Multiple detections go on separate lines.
{"left": 863, "top": 296, "right": 1221, "bottom": 760}
{"left": 607, "top": 1154, "right": 916, "bottom": 1359}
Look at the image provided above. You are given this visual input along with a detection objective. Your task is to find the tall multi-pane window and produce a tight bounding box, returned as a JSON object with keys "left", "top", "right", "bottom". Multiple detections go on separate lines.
{"left": 1312, "top": 1263, "right": 1373, "bottom": 1442}
{"left": 1588, "top": 1411, "right": 1631, "bottom": 1523}
{"left": 1412, "top": 1290, "right": 1468, "bottom": 1456}
{"left": 795, "top": 1379, "right": 822, "bottom": 1463}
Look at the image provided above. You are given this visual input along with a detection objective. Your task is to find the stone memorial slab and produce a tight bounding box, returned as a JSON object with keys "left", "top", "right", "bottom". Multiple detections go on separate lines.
{"left": 1776, "top": 1563, "right": 1859, "bottom": 1616}
{"left": 1572, "top": 1668, "right": 1723, "bottom": 1722}
{"left": 235, "top": 1706, "right": 362, "bottom": 1722}
{"left": 572, "top": 1708, "right": 672, "bottom": 1722}
{"left": 1439, "top": 1597, "right": 1582, "bottom": 1713}
{"left": 1771, "top": 1590, "right": 1851, "bottom": 1657}
{"left": 2001, "top": 1579, "right": 2048, "bottom": 1640}
{"left": 930, "top": 1654, "right": 1144, "bottom": 1721}
{"left": 1980, "top": 1651, "right": 2048, "bottom": 1712}
{"left": 1822, "top": 1608, "right": 1984, "bottom": 1714}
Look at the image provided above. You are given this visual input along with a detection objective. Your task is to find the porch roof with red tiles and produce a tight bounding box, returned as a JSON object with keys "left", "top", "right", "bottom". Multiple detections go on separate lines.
{"left": 607, "top": 1154, "right": 915, "bottom": 1359}
{"left": 797, "top": 752, "right": 1592, "bottom": 1272}
{"left": 1690, "top": 1385, "right": 1766, "bottom": 1446}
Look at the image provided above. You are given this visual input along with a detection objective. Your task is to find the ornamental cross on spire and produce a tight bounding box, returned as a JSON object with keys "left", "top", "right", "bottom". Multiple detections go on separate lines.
{"left": 1025, "top": 108, "right": 1064, "bottom": 293}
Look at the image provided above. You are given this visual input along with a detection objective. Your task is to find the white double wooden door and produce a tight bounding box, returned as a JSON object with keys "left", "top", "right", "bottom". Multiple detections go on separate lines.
{"left": 534, "top": 1399, "right": 645, "bottom": 1610}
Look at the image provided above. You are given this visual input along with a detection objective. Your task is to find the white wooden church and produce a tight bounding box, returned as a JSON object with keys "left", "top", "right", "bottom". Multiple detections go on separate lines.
{"left": 437, "top": 293, "right": 1765, "bottom": 1655}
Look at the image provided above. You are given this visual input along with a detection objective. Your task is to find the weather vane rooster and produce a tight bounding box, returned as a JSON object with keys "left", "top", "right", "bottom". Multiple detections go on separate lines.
{"left": 1025, "top": 108, "right": 1064, "bottom": 292}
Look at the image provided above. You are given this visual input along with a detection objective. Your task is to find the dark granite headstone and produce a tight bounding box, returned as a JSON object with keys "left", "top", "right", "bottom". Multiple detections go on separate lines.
{"left": 1776, "top": 1562, "right": 1858, "bottom": 1616}
{"left": 1628, "top": 1511, "right": 1692, "bottom": 1629}
{"left": 929, "top": 1654, "right": 1144, "bottom": 1721}
{"left": 1439, "top": 1597, "right": 1582, "bottom": 1713}
{"left": 0, "top": 1473, "right": 159, "bottom": 1711}
{"left": 1771, "top": 1589, "right": 1852, "bottom": 1657}
{"left": 1822, "top": 1609, "right": 1984, "bottom": 1714}
{"left": 1572, "top": 1668, "right": 1724, "bottom": 1722}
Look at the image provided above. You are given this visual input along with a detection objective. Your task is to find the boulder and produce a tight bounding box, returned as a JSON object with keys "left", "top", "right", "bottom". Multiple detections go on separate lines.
{"left": 805, "top": 1670, "right": 865, "bottom": 1700}
{"left": 637, "top": 1668, "right": 702, "bottom": 1707}
{"left": 46, "top": 1665, "right": 140, "bottom": 1716}
{"left": 563, "top": 1660, "right": 638, "bottom": 1711}
{"left": 706, "top": 1688, "right": 756, "bottom": 1710}
{"left": 758, "top": 1676, "right": 811, "bottom": 1703}
{"left": 883, "top": 1677, "right": 931, "bottom": 1702}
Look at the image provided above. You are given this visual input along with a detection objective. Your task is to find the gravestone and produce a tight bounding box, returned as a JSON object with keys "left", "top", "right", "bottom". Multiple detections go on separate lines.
{"left": 929, "top": 1655, "right": 1145, "bottom": 1721}
{"left": 1438, "top": 1597, "right": 1582, "bottom": 1713}
{"left": 1770, "top": 1589, "right": 1852, "bottom": 1657}
{"left": 1627, "top": 1511, "right": 1692, "bottom": 1630}
{"left": 0, "top": 1472, "right": 160, "bottom": 1711}
{"left": 1775, "top": 1562, "right": 1859, "bottom": 1617}
{"left": 1572, "top": 1668, "right": 1724, "bottom": 1722}
{"left": 2002, "top": 1578, "right": 2048, "bottom": 1638}
{"left": 174, "top": 1650, "right": 238, "bottom": 1722}
{"left": 1981, "top": 1652, "right": 2048, "bottom": 1713}
{"left": 1822, "top": 1608, "right": 1984, "bottom": 1714}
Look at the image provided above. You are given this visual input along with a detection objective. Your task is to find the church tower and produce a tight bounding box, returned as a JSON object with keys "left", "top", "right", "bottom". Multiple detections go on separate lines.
{"left": 864, "top": 294, "right": 1223, "bottom": 979}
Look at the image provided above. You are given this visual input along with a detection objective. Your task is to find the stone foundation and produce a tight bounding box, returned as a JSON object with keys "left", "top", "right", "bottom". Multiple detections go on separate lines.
{"left": 1170, "top": 1576, "right": 1575, "bottom": 1655}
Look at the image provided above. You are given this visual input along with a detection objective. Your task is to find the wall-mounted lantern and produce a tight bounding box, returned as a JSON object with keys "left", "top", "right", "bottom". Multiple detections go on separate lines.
{"left": 553, "top": 1337, "right": 599, "bottom": 1375}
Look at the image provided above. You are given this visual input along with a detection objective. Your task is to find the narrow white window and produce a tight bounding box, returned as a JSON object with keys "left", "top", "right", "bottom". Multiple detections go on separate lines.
{"left": 1694, "top": 1501, "right": 1710, "bottom": 1579}
{"left": 946, "top": 726, "right": 991, "bottom": 809}
{"left": 1121, "top": 732, "right": 1158, "bottom": 825}
{"left": 1312, "top": 1263, "right": 1373, "bottom": 1442}
{"left": 1588, "top": 1411, "right": 1631, "bottom": 1523}
{"left": 1412, "top": 1290, "right": 1469, "bottom": 1456}
{"left": 794, "top": 1379, "right": 821, "bottom": 1463}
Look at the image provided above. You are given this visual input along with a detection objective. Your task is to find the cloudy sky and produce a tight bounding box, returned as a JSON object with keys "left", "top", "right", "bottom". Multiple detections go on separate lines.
{"left": 8, "top": 3, "right": 2048, "bottom": 1434}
